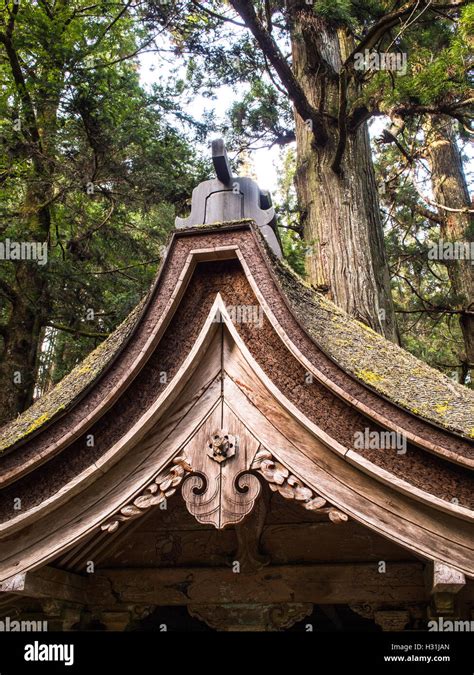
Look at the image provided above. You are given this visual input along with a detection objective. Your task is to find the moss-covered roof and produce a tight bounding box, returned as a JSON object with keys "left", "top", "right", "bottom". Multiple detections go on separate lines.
{"left": 0, "top": 219, "right": 472, "bottom": 455}
{"left": 270, "top": 252, "right": 474, "bottom": 439}
{"left": 0, "top": 299, "right": 146, "bottom": 454}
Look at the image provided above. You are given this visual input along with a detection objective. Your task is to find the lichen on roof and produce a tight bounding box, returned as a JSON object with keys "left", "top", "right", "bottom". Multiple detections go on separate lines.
{"left": 1, "top": 218, "right": 472, "bottom": 454}
{"left": 269, "top": 250, "right": 474, "bottom": 439}
{"left": 0, "top": 298, "right": 146, "bottom": 454}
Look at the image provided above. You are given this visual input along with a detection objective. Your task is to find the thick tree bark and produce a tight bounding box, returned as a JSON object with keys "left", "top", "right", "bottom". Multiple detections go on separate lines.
{"left": 227, "top": 0, "right": 398, "bottom": 341}
{"left": 0, "top": 15, "right": 57, "bottom": 424}
{"left": 291, "top": 9, "right": 398, "bottom": 341}
{"left": 425, "top": 115, "right": 474, "bottom": 384}
{"left": 0, "top": 264, "right": 48, "bottom": 423}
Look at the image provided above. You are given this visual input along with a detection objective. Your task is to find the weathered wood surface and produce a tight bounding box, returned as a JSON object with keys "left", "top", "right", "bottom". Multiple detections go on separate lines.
{"left": 0, "top": 362, "right": 222, "bottom": 580}
{"left": 0, "top": 236, "right": 219, "bottom": 487}
{"left": 181, "top": 405, "right": 261, "bottom": 528}
{"left": 2, "top": 566, "right": 87, "bottom": 605}
{"left": 0, "top": 304, "right": 224, "bottom": 536}
{"left": 222, "top": 322, "right": 473, "bottom": 521}
{"left": 0, "top": 297, "right": 472, "bottom": 582}
{"left": 0, "top": 561, "right": 431, "bottom": 608}
{"left": 221, "top": 371, "right": 474, "bottom": 574}
{"left": 234, "top": 245, "right": 473, "bottom": 467}
{"left": 431, "top": 561, "right": 466, "bottom": 593}
{"left": 95, "top": 563, "right": 427, "bottom": 606}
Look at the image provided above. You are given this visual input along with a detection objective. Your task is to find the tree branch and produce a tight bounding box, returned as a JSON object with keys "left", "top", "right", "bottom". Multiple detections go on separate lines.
{"left": 378, "top": 128, "right": 414, "bottom": 164}
{"left": 0, "top": 20, "right": 41, "bottom": 148}
{"left": 190, "top": 0, "right": 246, "bottom": 27}
{"left": 47, "top": 322, "right": 109, "bottom": 339}
{"left": 228, "top": 0, "right": 327, "bottom": 145}
{"left": 344, "top": 0, "right": 467, "bottom": 70}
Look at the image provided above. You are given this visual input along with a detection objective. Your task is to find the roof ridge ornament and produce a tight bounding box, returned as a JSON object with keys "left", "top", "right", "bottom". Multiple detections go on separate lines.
{"left": 175, "top": 138, "right": 282, "bottom": 257}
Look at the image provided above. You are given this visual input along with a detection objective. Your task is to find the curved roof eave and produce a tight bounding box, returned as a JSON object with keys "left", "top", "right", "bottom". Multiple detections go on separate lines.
{"left": 0, "top": 218, "right": 472, "bottom": 462}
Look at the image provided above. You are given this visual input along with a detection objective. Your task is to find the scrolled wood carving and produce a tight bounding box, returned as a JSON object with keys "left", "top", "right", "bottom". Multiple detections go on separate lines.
{"left": 251, "top": 448, "right": 348, "bottom": 523}
{"left": 101, "top": 454, "right": 192, "bottom": 533}
{"left": 181, "top": 467, "right": 261, "bottom": 529}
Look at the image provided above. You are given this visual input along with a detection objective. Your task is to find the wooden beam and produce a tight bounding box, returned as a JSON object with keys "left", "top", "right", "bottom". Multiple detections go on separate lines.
{"left": 1, "top": 567, "right": 88, "bottom": 605}
{"left": 0, "top": 572, "right": 26, "bottom": 592}
{"left": 432, "top": 561, "right": 466, "bottom": 594}
{"left": 96, "top": 562, "right": 427, "bottom": 606}
{"left": 8, "top": 562, "right": 471, "bottom": 614}
{"left": 428, "top": 561, "right": 466, "bottom": 617}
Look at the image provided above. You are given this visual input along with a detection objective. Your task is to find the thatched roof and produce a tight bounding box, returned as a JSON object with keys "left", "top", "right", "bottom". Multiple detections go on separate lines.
{"left": 269, "top": 245, "right": 474, "bottom": 439}
{"left": 0, "top": 299, "right": 146, "bottom": 454}
{"left": 0, "top": 219, "right": 472, "bottom": 454}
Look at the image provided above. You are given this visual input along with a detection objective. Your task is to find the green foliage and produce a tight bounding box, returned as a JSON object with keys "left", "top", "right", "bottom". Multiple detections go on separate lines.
{"left": 1, "top": 0, "right": 472, "bottom": 405}
{"left": 375, "top": 136, "right": 471, "bottom": 386}
{"left": 359, "top": 6, "right": 472, "bottom": 113}
{"left": 274, "top": 148, "right": 307, "bottom": 277}
{"left": 313, "top": 0, "right": 353, "bottom": 25}
{"left": 0, "top": 0, "right": 205, "bottom": 398}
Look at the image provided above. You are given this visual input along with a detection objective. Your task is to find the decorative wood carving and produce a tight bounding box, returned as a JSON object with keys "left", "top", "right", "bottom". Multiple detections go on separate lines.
{"left": 100, "top": 406, "right": 349, "bottom": 533}
{"left": 100, "top": 454, "right": 192, "bottom": 533}
{"left": 181, "top": 408, "right": 262, "bottom": 529}
{"left": 349, "top": 603, "right": 376, "bottom": 621}
{"left": 432, "top": 561, "right": 466, "bottom": 593}
{"left": 207, "top": 430, "right": 236, "bottom": 464}
{"left": 188, "top": 602, "right": 313, "bottom": 631}
{"left": 251, "top": 448, "right": 348, "bottom": 523}
{"left": 350, "top": 603, "right": 426, "bottom": 630}
{"left": 373, "top": 609, "right": 410, "bottom": 632}
{"left": 182, "top": 468, "right": 261, "bottom": 529}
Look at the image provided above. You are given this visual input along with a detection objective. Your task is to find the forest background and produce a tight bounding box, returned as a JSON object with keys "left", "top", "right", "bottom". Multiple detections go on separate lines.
{"left": 0, "top": 0, "right": 472, "bottom": 426}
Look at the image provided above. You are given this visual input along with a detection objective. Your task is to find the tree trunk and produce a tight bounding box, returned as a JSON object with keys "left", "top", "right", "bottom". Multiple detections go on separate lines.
{"left": 290, "top": 9, "right": 398, "bottom": 342}
{"left": 425, "top": 115, "right": 474, "bottom": 384}
{"left": 0, "top": 17, "right": 62, "bottom": 424}
{"left": 0, "top": 264, "right": 48, "bottom": 424}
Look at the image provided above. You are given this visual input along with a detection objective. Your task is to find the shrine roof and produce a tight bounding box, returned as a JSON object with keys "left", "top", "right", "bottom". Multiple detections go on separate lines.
{"left": 271, "top": 250, "right": 474, "bottom": 440}
{"left": 0, "top": 219, "right": 472, "bottom": 456}
{"left": 0, "top": 298, "right": 147, "bottom": 454}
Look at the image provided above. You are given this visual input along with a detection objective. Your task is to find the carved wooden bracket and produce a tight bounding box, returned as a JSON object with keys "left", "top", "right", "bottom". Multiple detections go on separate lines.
{"left": 251, "top": 449, "right": 348, "bottom": 524}
{"left": 101, "top": 454, "right": 192, "bottom": 533}
{"left": 182, "top": 420, "right": 261, "bottom": 529}
{"left": 188, "top": 602, "right": 313, "bottom": 631}
{"left": 0, "top": 572, "right": 26, "bottom": 592}
{"left": 350, "top": 603, "right": 425, "bottom": 631}
{"left": 100, "top": 419, "right": 348, "bottom": 533}
{"left": 429, "top": 561, "right": 466, "bottom": 617}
